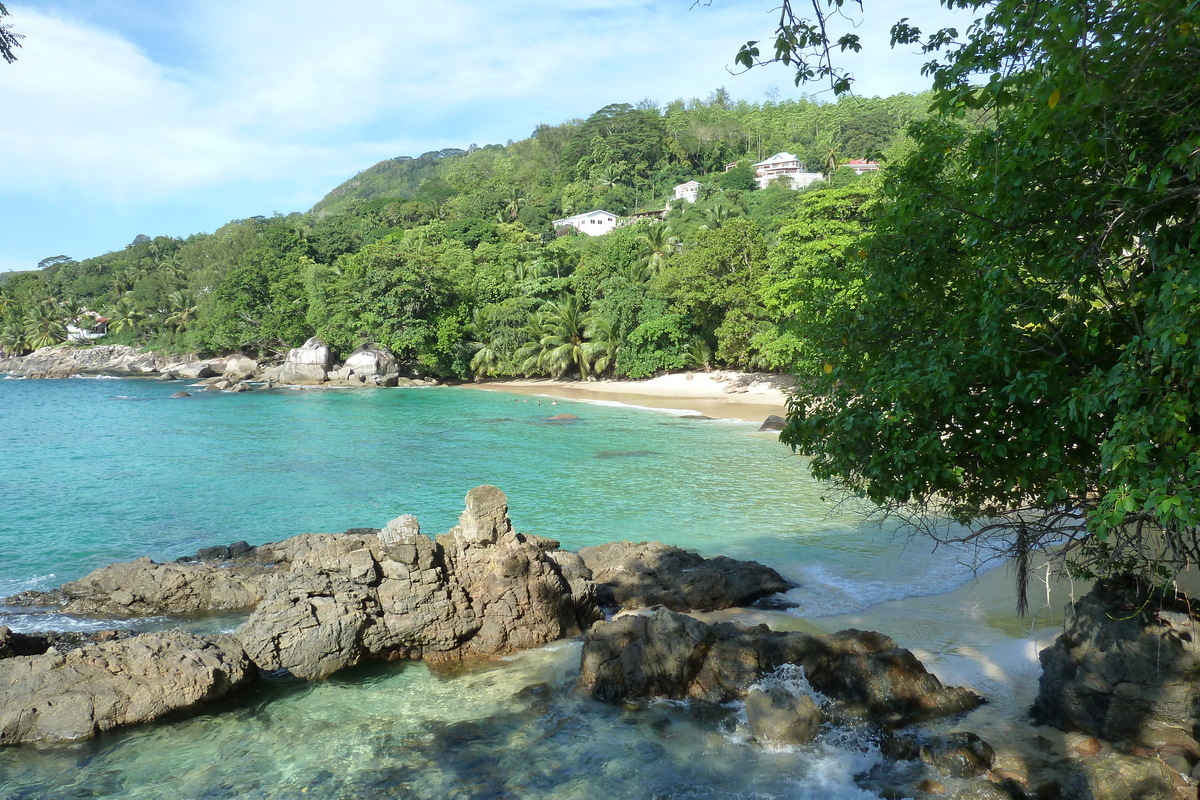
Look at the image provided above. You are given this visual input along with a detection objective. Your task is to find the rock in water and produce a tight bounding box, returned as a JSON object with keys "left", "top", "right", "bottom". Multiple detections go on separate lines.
{"left": 269, "top": 337, "right": 333, "bottom": 385}
{"left": 579, "top": 608, "right": 981, "bottom": 728}
{"left": 1033, "top": 578, "right": 1200, "bottom": 752}
{"left": 745, "top": 684, "right": 822, "bottom": 745}
{"left": 222, "top": 354, "right": 258, "bottom": 381}
{"left": 236, "top": 486, "right": 601, "bottom": 679}
{"left": 0, "top": 631, "right": 254, "bottom": 745}
{"left": 578, "top": 540, "right": 794, "bottom": 612}
{"left": 758, "top": 414, "right": 787, "bottom": 432}
{"left": 340, "top": 344, "right": 400, "bottom": 386}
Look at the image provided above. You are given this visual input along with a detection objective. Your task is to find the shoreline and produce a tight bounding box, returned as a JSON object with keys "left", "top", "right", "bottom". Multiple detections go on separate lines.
{"left": 464, "top": 372, "right": 791, "bottom": 425}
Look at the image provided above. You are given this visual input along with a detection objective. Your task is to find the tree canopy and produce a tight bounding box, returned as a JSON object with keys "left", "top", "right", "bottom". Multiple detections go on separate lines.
{"left": 755, "top": 0, "right": 1200, "bottom": 601}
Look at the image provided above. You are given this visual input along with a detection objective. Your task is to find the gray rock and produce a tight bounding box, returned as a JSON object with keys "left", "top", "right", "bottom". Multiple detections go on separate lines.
{"left": 176, "top": 361, "right": 219, "bottom": 380}
{"left": 222, "top": 354, "right": 258, "bottom": 381}
{"left": 0, "top": 631, "right": 254, "bottom": 745}
{"left": 759, "top": 414, "right": 787, "bottom": 432}
{"left": 0, "top": 345, "right": 165, "bottom": 378}
{"left": 276, "top": 337, "right": 333, "bottom": 385}
{"left": 236, "top": 486, "right": 601, "bottom": 679}
{"left": 578, "top": 540, "right": 794, "bottom": 612}
{"left": 8, "top": 556, "right": 280, "bottom": 617}
{"left": 1057, "top": 751, "right": 1177, "bottom": 800}
{"left": 921, "top": 732, "right": 996, "bottom": 778}
{"left": 379, "top": 514, "right": 420, "bottom": 545}
{"left": 170, "top": 391, "right": 191, "bottom": 398}
{"left": 579, "top": 608, "right": 982, "bottom": 728}
{"left": 1032, "top": 578, "right": 1200, "bottom": 751}
{"left": 341, "top": 345, "right": 399, "bottom": 383}
{"left": 745, "top": 684, "right": 822, "bottom": 745}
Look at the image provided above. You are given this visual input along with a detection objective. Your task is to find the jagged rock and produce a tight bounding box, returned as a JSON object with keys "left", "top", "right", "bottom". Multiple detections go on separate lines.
{"left": 578, "top": 540, "right": 794, "bottom": 612}
{"left": 222, "top": 354, "right": 258, "bottom": 381}
{"left": 579, "top": 608, "right": 982, "bottom": 728}
{"left": 236, "top": 486, "right": 601, "bottom": 679}
{"left": 1057, "top": 751, "right": 1177, "bottom": 800}
{"left": 270, "top": 337, "right": 333, "bottom": 385}
{"left": 1032, "top": 578, "right": 1200, "bottom": 751}
{"left": 379, "top": 514, "right": 420, "bottom": 545}
{"left": 0, "top": 627, "right": 46, "bottom": 659}
{"left": 921, "top": 732, "right": 996, "bottom": 779}
{"left": 6, "top": 555, "right": 281, "bottom": 617}
{"left": 759, "top": 414, "right": 787, "bottom": 432}
{"left": 0, "top": 345, "right": 164, "bottom": 378}
{"left": 745, "top": 684, "right": 822, "bottom": 745}
{"left": 0, "top": 631, "right": 254, "bottom": 745}
{"left": 229, "top": 381, "right": 252, "bottom": 393}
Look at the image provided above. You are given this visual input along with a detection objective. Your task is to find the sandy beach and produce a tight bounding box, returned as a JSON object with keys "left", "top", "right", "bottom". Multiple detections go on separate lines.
{"left": 466, "top": 371, "right": 792, "bottom": 424}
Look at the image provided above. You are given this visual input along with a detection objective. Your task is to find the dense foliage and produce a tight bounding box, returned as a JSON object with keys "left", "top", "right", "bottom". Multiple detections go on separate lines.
{"left": 0, "top": 90, "right": 907, "bottom": 382}
{"left": 762, "top": 0, "right": 1200, "bottom": 597}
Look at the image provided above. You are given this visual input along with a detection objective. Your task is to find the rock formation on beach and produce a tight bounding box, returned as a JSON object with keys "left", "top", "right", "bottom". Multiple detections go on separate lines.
{"left": 579, "top": 607, "right": 983, "bottom": 728}
{"left": 0, "top": 631, "right": 254, "bottom": 745}
{"left": 236, "top": 485, "right": 600, "bottom": 678}
{"left": 0, "top": 344, "right": 166, "bottom": 378}
{"left": 578, "top": 540, "right": 794, "bottom": 612}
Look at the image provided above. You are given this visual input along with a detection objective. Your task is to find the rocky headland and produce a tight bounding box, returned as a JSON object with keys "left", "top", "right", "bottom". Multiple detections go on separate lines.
{"left": 0, "top": 338, "right": 437, "bottom": 390}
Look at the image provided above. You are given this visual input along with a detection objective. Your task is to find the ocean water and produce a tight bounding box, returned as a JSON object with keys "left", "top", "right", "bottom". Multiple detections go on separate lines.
{"left": 0, "top": 376, "right": 995, "bottom": 799}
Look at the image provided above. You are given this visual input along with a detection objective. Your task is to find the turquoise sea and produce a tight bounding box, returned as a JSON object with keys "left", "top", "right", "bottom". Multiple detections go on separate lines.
{"left": 0, "top": 376, "right": 1001, "bottom": 799}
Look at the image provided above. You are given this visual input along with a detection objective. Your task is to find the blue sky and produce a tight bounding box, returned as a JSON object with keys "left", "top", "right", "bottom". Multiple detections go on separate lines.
{"left": 0, "top": 1, "right": 973, "bottom": 272}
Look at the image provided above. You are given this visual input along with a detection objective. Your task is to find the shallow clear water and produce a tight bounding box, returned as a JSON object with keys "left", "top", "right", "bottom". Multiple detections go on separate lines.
{"left": 0, "top": 376, "right": 986, "bottom": 798}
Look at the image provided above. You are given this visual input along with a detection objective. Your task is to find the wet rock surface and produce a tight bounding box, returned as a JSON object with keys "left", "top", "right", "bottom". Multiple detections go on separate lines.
{"left": 0, "top": 630, "right": 255, "bottom": 744}
{"left": 577, "top": 540, "right": 794, "bottom": 612}
{"left": 579, "top": 608, "right": 982, "bottom": 727}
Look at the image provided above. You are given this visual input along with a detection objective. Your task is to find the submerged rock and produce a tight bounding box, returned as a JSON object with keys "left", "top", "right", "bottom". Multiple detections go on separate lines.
{"left": 578, "top": 540, "right": 794, "bottom": 612}
{"left": 0, "top": 631, "right": 255, "bottom": 745}
{"left": 579, "top": 608, "right": 982, "bottom": 728}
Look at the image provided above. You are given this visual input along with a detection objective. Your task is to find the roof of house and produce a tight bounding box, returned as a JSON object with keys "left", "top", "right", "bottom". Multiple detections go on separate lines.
{"left": 553, "top": 209, "right": 617, "bottom": 225}
{"left": 675, "top": 180, "right": 701, "bottom": 188}
{"left": 753, "top": 152, "right": 800, "bottom": 167}
{"left": 843, "top": 159, "right": 880, "bottom": 168}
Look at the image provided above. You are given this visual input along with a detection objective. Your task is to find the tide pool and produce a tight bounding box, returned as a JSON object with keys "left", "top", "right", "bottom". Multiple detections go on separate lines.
{"left": 0, "top": 376, "right": 998, "bottom": 799}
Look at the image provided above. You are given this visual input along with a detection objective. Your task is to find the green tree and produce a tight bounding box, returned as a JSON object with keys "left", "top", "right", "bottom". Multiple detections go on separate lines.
{"left": 0, "top": 2, "right": 23, "bottom": 64}
{"left": 756, "top": 0, "right": 1200, "bottom": 598}
{"left": 23, "top": 301, "right": 66, "bottom": 350}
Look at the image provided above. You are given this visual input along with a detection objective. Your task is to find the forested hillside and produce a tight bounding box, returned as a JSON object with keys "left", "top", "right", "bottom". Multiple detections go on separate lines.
{"left": 0, "top": 90, "right": 928, "bottom": 379}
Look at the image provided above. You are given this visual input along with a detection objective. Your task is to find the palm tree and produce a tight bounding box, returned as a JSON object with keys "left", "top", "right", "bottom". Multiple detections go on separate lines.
{"left": 0, "top": 322, "right": 27, "bottom": 356}
{"left": 462, "top": 308, "right": 502, "bottom": 379}
{"left": 23, "top": 301, "right": 67, "bottom": 350}
{"left": 636, "top": 223, "right": 679, "bottom": 278}
{"left": 822, "top": 144, "right": 843, "bottom": 179}
{"left": 503, "top": 187, "right": 524, "bottom": 221}
{"left": 582, "top": 314, "right": 616, "bottom": 377}
{"left": 538, "top": 296, "right": 595, "bottom": 378}
{"left": 703, "top": 203, "right": 733, "bottom": 229}
{"left": 515, "top": 311, "right": 548, "bottom": 376}
{"left": 165, "top": 291, "right": 197, "bottom": 333}
{"left": 106, "top": 297, "right": 141, "bottom": 336}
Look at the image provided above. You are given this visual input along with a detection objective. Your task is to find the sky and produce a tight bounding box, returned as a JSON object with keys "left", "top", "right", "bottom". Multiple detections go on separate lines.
{"left": 0, "top": 0, "right": 973, "bottom": 273}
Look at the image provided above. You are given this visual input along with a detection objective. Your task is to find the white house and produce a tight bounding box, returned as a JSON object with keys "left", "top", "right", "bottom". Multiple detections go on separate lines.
{"left": 842, "top": 159, "right": 881, "bottom": 174}
{"left": 728, "top": 153, "right": 824, "bottom": 190}
{"left": 66, "top": 311, "right": 108, "bottom": 342}
{"left": 672, "top": 180, "right": 701, "bottom": 203}
{"left": 553, "top": 209, "right": 620, "bottom": 236}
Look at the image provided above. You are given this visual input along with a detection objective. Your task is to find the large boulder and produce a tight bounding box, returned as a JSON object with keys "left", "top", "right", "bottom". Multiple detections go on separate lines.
{"left": 339, "top": 344, "right": 400, "bottom": 386}
{"left": 745, "top": 683, "right": 822, "bottom": 745}
{"left": 1032, "top": 578, "right": 1200, "bottom": 752}
{"left": 579, "top": 608, "right": 982, "bottom": 728}
{"left": 236, "top": 486, "right": 602, "bottom": 679}
{"left": 0, "top": 631, "right": 255, "bottom": 745}
{"left": 267, "top": 337, "right": 334, "bottom": 385}
{"left": 175, "top": 361, "right": 220, "bottom": 380}
{"left": 222, "top": 354, "right": 259, "bottom": 381}
{"left": 577, "top": 540, "right": 794, "bottom": 612}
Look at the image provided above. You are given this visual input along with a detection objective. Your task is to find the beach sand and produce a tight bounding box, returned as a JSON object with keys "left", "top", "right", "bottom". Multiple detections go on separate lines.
{"left": 466, "top": 372, "right": 792, "bottom": 425}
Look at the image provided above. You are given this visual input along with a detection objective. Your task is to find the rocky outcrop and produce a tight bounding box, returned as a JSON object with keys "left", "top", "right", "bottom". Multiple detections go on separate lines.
{"left": 222, "top": 354, "right": 259, "bottom": 381}
{"left": 236, "top": 485, "right": 601, "bottom": 679}
{"left": 6, "top": 553, "right": 281, "bottom": 617}
{"left": 577, "top": 540, "right": 794, "bottom": 612}
{"left": 0, "top": 631, "right": 254, "bottom": 744}
{"left": 0, "top": 345, "right": 165, "bottom": 378}
{"left": 327, "top": 344, "right": 400, "bottom": 386}
{"left": 263, "top": 337, "right": 333, "bottom": 385}
{"left": 580, "top": 608, "right": 982, "bottom": 728}
{"left": 174, "top": 360, "right": 220, "bottom": 379}
{"left": 745, "top": 682, "right": 822, "bottom": 745}
{"left": 758, "top": 414, "right": 787, "bottom": 432}
{"left": 1032, "top": 578, "right": 1200, "bottom": 753}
